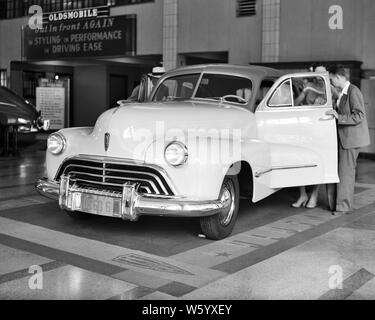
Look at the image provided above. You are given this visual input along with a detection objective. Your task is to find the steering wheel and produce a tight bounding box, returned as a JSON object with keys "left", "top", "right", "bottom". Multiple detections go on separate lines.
{"left": 221, "top": 95, "right": 247, "bottom": 104}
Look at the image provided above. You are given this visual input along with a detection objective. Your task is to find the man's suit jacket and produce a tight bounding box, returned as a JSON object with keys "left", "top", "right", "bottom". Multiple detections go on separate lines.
{"left": 336, "top": 84, "right": 371, "bottom": 149}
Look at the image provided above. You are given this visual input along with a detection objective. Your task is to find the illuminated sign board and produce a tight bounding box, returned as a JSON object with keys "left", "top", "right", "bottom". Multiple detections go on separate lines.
{"left": 23, "top": 14, "right": 136, "bottom": 60}
{"left": 42, "top": 6, "right": 110, "bottom": 23}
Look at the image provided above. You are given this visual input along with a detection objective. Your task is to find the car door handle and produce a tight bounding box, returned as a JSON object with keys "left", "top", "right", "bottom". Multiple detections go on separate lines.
{"left": 319, "top": 115, "right": 335, "bottom": 121}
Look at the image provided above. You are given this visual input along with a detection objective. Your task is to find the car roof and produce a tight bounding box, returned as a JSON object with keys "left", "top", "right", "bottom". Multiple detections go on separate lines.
{"left": 163, "top": 64, "right": 283, "bottom": 81}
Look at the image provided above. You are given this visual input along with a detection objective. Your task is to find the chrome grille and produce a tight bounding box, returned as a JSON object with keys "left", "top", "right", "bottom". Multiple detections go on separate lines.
{"left": 55, "top": 157, "right": 174, "bottom": 196}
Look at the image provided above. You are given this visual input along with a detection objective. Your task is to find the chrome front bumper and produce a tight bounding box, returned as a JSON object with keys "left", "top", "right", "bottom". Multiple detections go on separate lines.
{"left": 35, "top": 177, "right": 228, "bottom": 221}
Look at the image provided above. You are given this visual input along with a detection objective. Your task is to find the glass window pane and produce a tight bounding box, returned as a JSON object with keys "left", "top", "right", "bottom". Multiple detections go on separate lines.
{"left": 153, "top": 74, "right": 200, "bottom": 102}
{"left": 195, "top": 74, "right": 252, "bottom": 104}
{"left": 293, "top": 76, "right": 327, "bottom": 106}
{"left": 269, "top": 80, "right": 292, "bottom": 107}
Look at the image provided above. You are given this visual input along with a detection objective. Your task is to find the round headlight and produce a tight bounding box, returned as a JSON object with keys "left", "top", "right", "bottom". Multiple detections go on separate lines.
{"left": 164, "top": 142, "right": 188, "bottom": 167}
{"left": 47, "top": 133, "right": 66, "bottom": 155}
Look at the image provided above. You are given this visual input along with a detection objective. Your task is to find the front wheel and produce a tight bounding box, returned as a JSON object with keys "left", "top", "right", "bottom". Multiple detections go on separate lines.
{"left": 200, "top": 175, "right": 239, "bottom": 240}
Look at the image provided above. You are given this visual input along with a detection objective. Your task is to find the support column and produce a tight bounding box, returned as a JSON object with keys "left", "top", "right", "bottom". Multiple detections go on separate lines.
{"left": 261, "top": 0, "right": 280, "bottom": 63}
{"left": 162, "top": 0, "right": 178, "bottom": 71}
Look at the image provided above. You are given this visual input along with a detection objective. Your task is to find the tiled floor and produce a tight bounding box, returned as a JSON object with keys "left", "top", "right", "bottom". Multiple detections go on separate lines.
{"left": 0, "top": 264, "right": 136, "bottom": 300}
{"left": 0, "top": 142, "right": 375, "bottom": 299}
{"left": 182, "top": 227, "right": 375, "bottom": 300}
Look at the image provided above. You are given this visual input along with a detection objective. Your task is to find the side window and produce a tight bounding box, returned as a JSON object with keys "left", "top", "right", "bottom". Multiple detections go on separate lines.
{"left": 267, "top": 76, "right": 328, "bottom": 108}
{"left": 292, "top": 76, "right": 327, "bottom": 106}
{"left": 268, "top": 79, "right": 293, "bottom": 107}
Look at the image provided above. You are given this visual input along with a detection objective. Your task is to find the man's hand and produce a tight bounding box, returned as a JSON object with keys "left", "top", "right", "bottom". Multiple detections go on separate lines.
{"left": 325, "top": 109, "right": 338, "bottom": 119}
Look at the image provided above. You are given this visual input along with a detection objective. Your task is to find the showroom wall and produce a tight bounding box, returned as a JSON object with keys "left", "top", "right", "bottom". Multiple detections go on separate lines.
{"left": 0, "top": 17, "right": 27, "bottom": 72}
{"left": 279, "top": 0, "right": 375, "bottom": 69}
{"left": 178, "top": 0, "right": 263, "bottom": 65}
{"left": 111, "top": 0, "right": 164, "bottom": 56}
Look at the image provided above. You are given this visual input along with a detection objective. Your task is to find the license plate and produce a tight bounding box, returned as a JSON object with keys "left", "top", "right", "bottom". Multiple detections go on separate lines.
{"left": 72, "top": 193, "right": 121, "bottom": 217}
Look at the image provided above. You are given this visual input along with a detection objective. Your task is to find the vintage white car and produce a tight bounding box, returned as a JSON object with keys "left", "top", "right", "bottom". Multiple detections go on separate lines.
{"left": 36, "top": 64, "right": 339, "bottom": 240}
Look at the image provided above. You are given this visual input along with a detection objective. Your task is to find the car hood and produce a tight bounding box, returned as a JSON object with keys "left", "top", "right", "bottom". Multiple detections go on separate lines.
{"left": 90, "top": 100, "right": 255, "bottom": 160}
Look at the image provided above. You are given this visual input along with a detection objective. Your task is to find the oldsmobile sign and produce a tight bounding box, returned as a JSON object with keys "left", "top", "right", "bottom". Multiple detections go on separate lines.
{"left": 23, "top": 14, "right": 136, "bottom": 60}
{"left": 43, "top": 6, "right": 110, "bottom": 23}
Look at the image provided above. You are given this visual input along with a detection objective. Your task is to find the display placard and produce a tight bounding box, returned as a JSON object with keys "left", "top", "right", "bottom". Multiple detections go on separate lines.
{"left": 36, "top": 87, "right": 65, "bottom": 130}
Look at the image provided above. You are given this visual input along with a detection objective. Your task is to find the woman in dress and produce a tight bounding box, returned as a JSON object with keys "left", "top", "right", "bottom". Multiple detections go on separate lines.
{"left": 291, "top": 65, "right": 330, "bottom": 208}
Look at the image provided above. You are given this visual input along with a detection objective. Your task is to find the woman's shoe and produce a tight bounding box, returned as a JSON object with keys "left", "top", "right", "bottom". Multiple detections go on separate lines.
{"left": 292, "top": 197, "right": 309, "bottom": 208}
{"left": 306, "top": 202, "right": 317, "bottom": 209}
{"left": 306, "top": 198, "right": 318, "bottom": 209}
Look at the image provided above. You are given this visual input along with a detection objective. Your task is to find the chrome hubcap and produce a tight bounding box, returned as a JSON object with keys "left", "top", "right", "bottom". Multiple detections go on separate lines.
{"left": 219, "top": 181, "right": 235, "bottom": 226}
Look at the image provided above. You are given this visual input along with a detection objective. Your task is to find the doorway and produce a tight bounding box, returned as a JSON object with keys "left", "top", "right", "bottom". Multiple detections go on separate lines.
{"left": 109, "top": 75, "right": 128, "bottom": 109}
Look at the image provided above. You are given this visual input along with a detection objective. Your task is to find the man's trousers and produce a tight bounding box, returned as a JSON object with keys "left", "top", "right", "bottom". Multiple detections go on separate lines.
{"left": 327, "top": 143, "right": 360, "bottom": 212}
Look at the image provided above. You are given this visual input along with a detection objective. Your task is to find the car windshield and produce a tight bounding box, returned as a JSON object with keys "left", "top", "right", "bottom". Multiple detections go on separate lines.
{"left": 195, "top": 74, "right": 252, "bottom": 104}
{"left": 152, "top": 73, "right": 253, "bottom": 104}
{"left": 152, "top": 74, "right": 200, "bottom": 102}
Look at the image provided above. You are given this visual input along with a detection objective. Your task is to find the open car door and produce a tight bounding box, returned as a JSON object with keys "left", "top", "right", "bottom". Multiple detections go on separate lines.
{"left": 118, "top": 74, "right": 154, "bottom": 105}
{"left": 137, "top": 74, "right": 154, "bottom": 102}
{"left": 255, "top": 72, "right": 339, "bottom": 189}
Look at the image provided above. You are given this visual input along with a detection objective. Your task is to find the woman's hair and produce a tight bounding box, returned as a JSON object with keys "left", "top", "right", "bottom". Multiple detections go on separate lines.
{"left": 328, "top": 64, "right": 347, "bottom": 78}
{"left": 309, "top": 62, "right": 325, "bottom": 72}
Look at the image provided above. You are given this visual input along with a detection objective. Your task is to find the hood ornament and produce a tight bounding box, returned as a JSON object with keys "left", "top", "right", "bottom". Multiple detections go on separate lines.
{"left": 104, "top": 132, "right": 110, "bottom": 151}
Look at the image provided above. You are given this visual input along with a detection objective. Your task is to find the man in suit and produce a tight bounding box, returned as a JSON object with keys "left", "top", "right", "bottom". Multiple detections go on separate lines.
{"left": 326, "top": 64, "right": 371, "bottom": 215}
